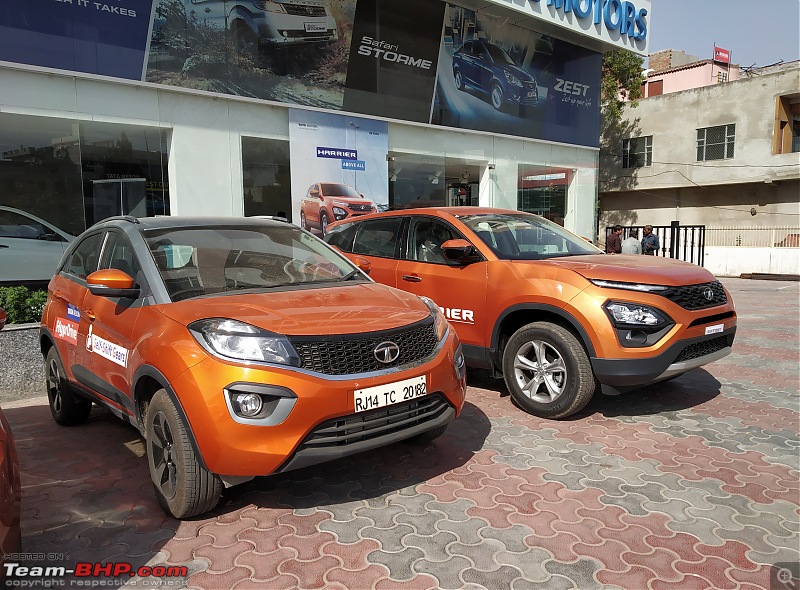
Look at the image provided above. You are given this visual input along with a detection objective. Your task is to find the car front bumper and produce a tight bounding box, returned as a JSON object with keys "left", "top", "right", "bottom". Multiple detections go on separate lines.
{"left": 171, "top": 330, "right": 466, "bottom": 476}
{"left": 591, "top": 327, "right": 736, "bottom": 393}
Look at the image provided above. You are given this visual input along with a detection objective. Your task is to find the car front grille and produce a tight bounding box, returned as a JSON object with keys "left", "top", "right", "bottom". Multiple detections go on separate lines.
{"left": 348, "top": 204, "right": 373, "bottom": 212}
{"left": 660, "top": 281, "right": 728, "bottom": 310}
{"left": 674, "top": 336, "right": 729, "bottom": 363}
{"left": 283, "top": 4, "right": 326, "bottom": 17}
{"left": 297, "top": 394, "right": 451, "bottom": 449}
{"left": 290, "top": 319, "right": 438, "bottom": 375}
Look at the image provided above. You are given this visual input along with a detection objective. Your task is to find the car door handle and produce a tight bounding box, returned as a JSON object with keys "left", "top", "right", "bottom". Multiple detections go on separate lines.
{"left": 402, "top": 275, "right": 422, "bottom": 283}
{"left": 82, "top": 309, "right": 96, "bottom": 321}
{"left": 0, "top": 245, "right": 8, "bottom": 249}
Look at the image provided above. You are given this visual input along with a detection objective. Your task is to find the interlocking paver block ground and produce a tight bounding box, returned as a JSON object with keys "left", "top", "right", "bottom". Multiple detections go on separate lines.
{"left": 3, "top": 278, "right": 798, "bottom": 589}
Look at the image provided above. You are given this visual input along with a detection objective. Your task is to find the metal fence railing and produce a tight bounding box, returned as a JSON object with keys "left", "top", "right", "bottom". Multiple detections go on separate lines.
{"left": 704, "top": 226, "right": 800, "bottom": 248}
{"left": 605, "top": 223, "right": 706, "bottom": 266}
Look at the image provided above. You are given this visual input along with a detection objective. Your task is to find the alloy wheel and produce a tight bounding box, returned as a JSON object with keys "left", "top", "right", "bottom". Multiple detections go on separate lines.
{"left": 47, "top": 358, "right": 62, "bottom": 414}
{"left": 149, "top": 411, "right": 177, "bottom": 499}
{"left": 512, "top": 339, "right": 567, "bottom": 404}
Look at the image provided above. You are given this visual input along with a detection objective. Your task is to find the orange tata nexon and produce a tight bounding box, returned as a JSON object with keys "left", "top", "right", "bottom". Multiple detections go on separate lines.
{"left": 326, "top": 207, "right": 736, "bottom": 419}
{"left": 40, "top": 216, "right": 465, "bottom": 518}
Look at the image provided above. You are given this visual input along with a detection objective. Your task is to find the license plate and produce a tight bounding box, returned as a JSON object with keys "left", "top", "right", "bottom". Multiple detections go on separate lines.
{"left": 354, "top": 375, "right": 427, "bottom": 413}
{"left": 305, "top": 22, "right": 327, "bottom": 32}
{"left": 705, "top": 324, "right": 724, "bottom": 335}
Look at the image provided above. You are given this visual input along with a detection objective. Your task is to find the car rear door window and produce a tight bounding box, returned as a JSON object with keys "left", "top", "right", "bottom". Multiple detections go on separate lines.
{"left": 352, "top": 218, "right": 403, "bottom": 259}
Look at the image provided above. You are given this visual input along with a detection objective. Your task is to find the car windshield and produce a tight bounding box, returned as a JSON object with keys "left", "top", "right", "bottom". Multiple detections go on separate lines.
{"left": 144, "top": 224, "right": 363, "bottom": 302}
{"left": 485, "top": 43, "right": 516, "bottom": 66}
{"left": 457, "top": 213, "right": 602, "bottom": 260}
{"left": 321, "top": 183, "right": 361, "bottom": 198}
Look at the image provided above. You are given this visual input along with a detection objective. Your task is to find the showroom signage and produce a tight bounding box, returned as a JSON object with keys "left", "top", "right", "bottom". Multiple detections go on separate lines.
{"left": 1, "top": 0, "right": 610, "bottom": 145}
{"left": 528, "top": 0, "right": 648, "bottom": 40}
{"left": 484, "top": 0, "right": 649, "bottom": 50}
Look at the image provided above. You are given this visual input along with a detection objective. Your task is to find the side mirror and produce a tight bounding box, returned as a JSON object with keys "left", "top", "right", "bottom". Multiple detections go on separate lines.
{"left": 309, "top": 189, "right": 320, "bottom": 198}
{"left": 86, "top": 269, "right": 140, "bottom": 299}
{"left": 441, "top": 239, "right": 480, "bottom": 265}
{"left": 352, "top": 256, "right": 371, "bottom": 275}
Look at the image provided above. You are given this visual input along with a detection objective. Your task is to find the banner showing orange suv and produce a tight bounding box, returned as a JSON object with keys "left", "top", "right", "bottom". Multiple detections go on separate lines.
{"left": 39, "top": 216, "right": 466, "bottom": 518}
{"left": 300, "top": 182, "right": 377, "bottom": 235}
{"left": 325, "top": 208, "right": 737, "bottom": 419}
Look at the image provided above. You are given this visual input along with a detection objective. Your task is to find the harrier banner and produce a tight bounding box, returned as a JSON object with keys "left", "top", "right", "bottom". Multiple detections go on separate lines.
{"left": 0, "top": 0, "right": 156, "bottom": 79}
{"left": 288, "top": 109, "right": 388, "bottom": 236}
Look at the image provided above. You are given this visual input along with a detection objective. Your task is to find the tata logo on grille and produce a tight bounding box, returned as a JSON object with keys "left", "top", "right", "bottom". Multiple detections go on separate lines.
{"left": 703, "top": 288, "right": 715, "bottom": 301}
{"left": 374, "top": 341, "right": 400, "bottom": 364}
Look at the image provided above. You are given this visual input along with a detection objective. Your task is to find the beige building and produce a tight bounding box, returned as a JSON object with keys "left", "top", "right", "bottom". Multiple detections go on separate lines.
{"left": 599, "top": 59, "right": 800, "bottom": 276}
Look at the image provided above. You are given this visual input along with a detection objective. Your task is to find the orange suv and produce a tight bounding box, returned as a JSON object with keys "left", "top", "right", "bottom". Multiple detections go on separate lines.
{"left": 325, "top": 208, "right": 737, "bottom": 419}
{"left": 300, "top": 182, "right": 376, "bottom": 235}
{"left": 39, "top": 216, "right": 466, "bottom": 518}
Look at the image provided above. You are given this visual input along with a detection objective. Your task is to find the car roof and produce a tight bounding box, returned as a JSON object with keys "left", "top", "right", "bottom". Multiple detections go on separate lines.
{"left": 331, "top": 207, "right": 533, "bottom": 223}
{"left": 90, "top": 216, "right": 292, "bottom": 232}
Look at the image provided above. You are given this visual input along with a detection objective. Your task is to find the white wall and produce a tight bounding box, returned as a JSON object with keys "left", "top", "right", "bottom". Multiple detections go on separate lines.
{"left": 705, "top": 247, "right": 800, "bottom": 277}
{"left": 1, "top": 65, "right": 600, "bottom": 236}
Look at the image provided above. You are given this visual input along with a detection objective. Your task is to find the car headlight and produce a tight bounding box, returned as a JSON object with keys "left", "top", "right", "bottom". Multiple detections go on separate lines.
{"left": 419, "top": 296, "right": 448, "bottom": 341}
{"left": 591, "top": 279, "right": 668, "bottom": 293}
{"left": 504, "top": 70, "right": 523, "bottom": 87}
{"left": 189, "top": 319, "right": 301, "bottom": 365}
{"left": 332, "top": 207, "right": 347, "bottom": 216}
{"left": 603, "top": 301, "right": 668, "bottom": 327}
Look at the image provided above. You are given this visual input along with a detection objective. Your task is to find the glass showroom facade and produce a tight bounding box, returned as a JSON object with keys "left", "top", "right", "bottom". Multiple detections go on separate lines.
{"left": 0, "top": 0, "right": 649, "bottom": 287}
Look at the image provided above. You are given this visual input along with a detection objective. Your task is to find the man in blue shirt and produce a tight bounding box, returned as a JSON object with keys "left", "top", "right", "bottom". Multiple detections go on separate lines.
{"left": 641, "top": 225, "right": 660, "bottom": 255}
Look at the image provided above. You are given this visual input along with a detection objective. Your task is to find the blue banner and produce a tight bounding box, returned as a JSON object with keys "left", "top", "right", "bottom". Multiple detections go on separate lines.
{"left": 0, "top": 0, "right": 155, "bottom": 80}
{"left": 430, "top": 4, "right": 602, "bottom": 147}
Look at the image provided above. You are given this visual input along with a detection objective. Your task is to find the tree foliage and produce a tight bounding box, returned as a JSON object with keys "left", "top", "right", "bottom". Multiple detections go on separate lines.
{"left": 601, "top": 49, "right": 645, "bottom": 124}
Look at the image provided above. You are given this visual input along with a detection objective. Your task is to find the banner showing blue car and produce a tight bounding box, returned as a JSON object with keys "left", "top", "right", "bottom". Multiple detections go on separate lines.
{"left": 430, "top": 4, "right": 602, "bottom": 148}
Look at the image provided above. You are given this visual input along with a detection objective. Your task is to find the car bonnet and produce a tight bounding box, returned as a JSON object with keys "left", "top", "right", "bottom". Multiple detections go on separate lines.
{"left": 156, "top": 282, "right": 433, "bottom": 337}
{"left": 541, "top": 254, "right": 717, "bottom": 287}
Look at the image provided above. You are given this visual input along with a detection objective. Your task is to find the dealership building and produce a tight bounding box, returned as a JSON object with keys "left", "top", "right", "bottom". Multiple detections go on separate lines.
{"left": 0, "top": 0, "right": 649, "bottom": 285}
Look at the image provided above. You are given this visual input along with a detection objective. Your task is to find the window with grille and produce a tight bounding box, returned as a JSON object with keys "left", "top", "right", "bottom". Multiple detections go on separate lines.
{"left": 622, "top": 136, "right": 653, "bottom": 168}
{"left": 717, "top": 71, "right": 728, "bottom": 83}
{"left": 697, "top": 124, "right": 735, "bottom": 161}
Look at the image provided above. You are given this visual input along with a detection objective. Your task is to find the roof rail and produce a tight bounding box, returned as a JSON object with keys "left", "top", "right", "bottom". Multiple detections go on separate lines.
{"left": 87, "top": 215, "right": 140, "bottom": 230}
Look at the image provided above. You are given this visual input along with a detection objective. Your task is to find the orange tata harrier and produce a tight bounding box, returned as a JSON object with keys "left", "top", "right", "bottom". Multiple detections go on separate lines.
{"left": 325, "top": 208, "right": 737, "bottom": 419}
{"left": 299, "top": 182, "right": 377, "bottom": 235}
{"left": 39, "top": 216, "right": 466, "bottom": 518}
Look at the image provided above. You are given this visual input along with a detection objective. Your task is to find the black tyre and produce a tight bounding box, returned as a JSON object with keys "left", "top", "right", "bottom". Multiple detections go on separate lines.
{"left": 454, "top": 69, "right": 464, "bottom": 91}
{"left": 491, "top": 84, "right": 504, "bottom": 111}
{"left": 229, "top": 22, "right": 257, "bottom": 61}
{"left": 502, "top": 322, "right": 595, "bottom": 419}
{"left": 407, "top": 424, "right": 447, "bottom": 444}
{"left": 45, "top": 347, "right": 91, "bottom": 426}
{"left": 145, "top": 389, "right": 222, "bottom": 519}
{"left": 320, "top": 211, "right": 329, "bottom": 236}
{"left": 300, "top": 210, "right": 308, "bottom": 230}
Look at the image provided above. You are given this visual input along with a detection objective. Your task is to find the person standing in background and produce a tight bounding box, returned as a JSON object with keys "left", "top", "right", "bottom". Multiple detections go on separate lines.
{"left": 622, "top": 229, "right": 641, "bottom": 255}
{"left": 642, "top": 225, "right": 660, "bottom": 255}
{"left": 606, "top": 225, "right": 623, "bottom": 254}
